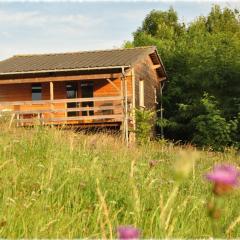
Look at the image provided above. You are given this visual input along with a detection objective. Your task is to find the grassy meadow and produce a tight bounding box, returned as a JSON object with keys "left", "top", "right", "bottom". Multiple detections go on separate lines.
{"left": 0, "top": 122, "right": 240, "bottom": 238}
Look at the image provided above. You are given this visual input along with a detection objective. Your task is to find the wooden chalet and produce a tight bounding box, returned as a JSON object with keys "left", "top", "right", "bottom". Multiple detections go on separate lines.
{"left": 0, "top": 46, "right": 166, "bottom": 142}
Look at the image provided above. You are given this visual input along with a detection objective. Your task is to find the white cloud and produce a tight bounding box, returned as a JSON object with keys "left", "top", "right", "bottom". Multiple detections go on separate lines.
{"left": 0, "top": 38, "right": 125, "bottom": 60}
{"left": 0, "top": 8, "right": 107, "bottom": 59}
{"left": 0, "top": 0, "right": 239, "bottom": 60}
{"left": 0, "top": 9, "right": 103, "bottom": 29}
{"left": 0, "top": 10, "right": 38, "bottom": 23}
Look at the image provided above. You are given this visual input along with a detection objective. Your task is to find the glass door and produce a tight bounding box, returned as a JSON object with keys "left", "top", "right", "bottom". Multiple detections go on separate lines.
{"left": 66, "top": 82, "right": 78, "bottom": 117}
{"left": 80, "top": 81, "right": 94, "bottom": 116}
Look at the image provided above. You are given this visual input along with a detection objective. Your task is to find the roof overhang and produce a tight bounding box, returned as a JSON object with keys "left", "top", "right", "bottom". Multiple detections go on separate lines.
{"left": 0, "top": 65, "right": 131, "bottom": 77}
{"left": 0, "top": 66, "right": 132, "bottom": 84}
{"left": 0, "top": 46, "right": 167, "bottom": 82}
{"left": 150, "top": 48, "right": 167, "bottom": 80}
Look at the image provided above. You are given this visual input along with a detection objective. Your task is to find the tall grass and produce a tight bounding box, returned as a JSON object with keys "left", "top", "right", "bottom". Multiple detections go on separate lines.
{"left": 0, "top": 122, "right": 239, "bottom": 238}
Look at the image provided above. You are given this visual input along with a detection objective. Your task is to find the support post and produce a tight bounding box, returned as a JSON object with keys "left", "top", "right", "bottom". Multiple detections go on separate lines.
{"left": 120, "top": 74, "right": 125, "bottom": 142}
{"left": 122, "top": 68, "right": 129, "bottom": 146}
{"left": 160, "top": 81, "right": 165, "bottom": 139}
{"left": 50, "top": 81, "right": 54, "bottom": 125}
{"left": 16, "top": 114, "right": 20, "bottom": 127}
{"left": 129, "top": 69, "right": 136, "bottom": 143}
{"left": 50, "top": 81, "right": 54, "bottom": 101}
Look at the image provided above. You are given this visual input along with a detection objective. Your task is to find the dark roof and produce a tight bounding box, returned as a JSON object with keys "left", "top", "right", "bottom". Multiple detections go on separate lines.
{"left": 0, "top": 46, "right": 166, "bottom": 76}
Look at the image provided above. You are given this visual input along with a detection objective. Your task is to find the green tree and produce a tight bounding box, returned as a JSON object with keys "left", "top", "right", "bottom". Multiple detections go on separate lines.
{"left": 125, "top": 5, "right": 240, "bottom": 148}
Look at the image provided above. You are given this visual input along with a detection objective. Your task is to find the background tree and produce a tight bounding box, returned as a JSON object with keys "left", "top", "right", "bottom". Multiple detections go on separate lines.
{"left": 125, "top": 5, "right": 240, "bottom": 149}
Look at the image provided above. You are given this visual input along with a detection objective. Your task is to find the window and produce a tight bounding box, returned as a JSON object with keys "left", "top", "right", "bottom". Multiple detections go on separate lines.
{"left": 154, "top": 87, "right": 158, "bottom": 104}
{"left": 80, "top": 81, "right": 94, "bottom": 116}
{"left": 139, "top": 80, "right": 144, "bottom": 107}
{"left": 66, "top": 83, "right": 78, "bottom": 99}
{"left": 66, "top": 82, "right": 78, "bottom": 117}
{"left": 32, "top": 84, "right": 42, "bottom": 100}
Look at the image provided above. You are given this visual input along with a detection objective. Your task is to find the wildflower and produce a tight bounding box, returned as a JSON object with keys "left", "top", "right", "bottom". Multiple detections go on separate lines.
{"left": 117, "top": 226, "right": 140, "bottom": 239}
{"left": 206, "top": 164, "right": 240, "bottom": 195}
{"left": 205, "top": 164, "right": 240, "bottom": 236}
{"left": 149, "top": 160, "right": 158, "bottom": 168}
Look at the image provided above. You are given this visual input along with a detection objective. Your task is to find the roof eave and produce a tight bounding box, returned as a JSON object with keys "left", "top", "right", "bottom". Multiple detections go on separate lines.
{"left": 153, "top": 48, "right": 167, "bottom": 79}
{"left": 0, "top": 65, "right": 132, "bottom": 76}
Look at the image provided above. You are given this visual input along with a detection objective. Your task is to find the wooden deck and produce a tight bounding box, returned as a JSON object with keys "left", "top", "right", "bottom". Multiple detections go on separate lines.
{"left": 0, "top": 96, "right": 124, "bottom": 126}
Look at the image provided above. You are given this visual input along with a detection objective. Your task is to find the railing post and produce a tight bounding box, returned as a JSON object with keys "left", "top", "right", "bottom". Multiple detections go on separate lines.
{"left": 120, "top": 74, "right": 125, "bottom": 142}
{"left": 0, "top": 96, "right": 123, "bottom": 127}
{"left": 129, "top": 69, "right": 136, "bottom": 143}
{"left": 121, "top": 68, "right": 129, "bottom": 146}
{"left": 50, "top": 81, "right": 54, "bottom": 126}
{"left": 16, "top": 114, "right": 19, "bottom": 127}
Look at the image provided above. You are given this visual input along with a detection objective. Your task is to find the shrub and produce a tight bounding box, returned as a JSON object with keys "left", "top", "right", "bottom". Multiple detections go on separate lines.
{"left": 135, "top": 108, "right": 155, "bottom": 145}
{"left": 191, "top": 93, "right": 236, "bottom": 150}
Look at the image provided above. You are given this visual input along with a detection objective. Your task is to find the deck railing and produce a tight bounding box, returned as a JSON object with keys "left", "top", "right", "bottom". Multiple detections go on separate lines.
{"left": 0, "top": 96, "right": 124, "bottom": 126}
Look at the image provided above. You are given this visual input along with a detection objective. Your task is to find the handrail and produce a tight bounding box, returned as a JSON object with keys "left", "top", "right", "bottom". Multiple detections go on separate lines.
{"left": 0, "top": 96, "right": 123, "bottom": 106}
{"left": 0, "top": 96, "right": 126, "bottom": 126}
{"left": 1, "top": 105, "right": 122, "bottom": 115}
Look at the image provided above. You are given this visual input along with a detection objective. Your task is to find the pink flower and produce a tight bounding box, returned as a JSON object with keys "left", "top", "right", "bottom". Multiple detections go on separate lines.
{"left": 117, "top": 226, "right": 140, "bottom": 239}
{"left": 206, "top": 164, "right": 240, "bottom": 185}
{"left": 206, "top": 164, "right": 240, "bottom": 195}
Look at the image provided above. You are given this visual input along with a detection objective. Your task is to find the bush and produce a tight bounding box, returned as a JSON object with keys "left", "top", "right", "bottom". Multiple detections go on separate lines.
{"left": 191, "top": 93, "right": 236, "bottom": 150}
{"left": 135, "top": 108, "right": 155, "bottom": 145}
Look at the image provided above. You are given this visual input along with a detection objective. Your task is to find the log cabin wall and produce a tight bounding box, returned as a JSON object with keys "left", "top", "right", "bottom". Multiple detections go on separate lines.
{"left": 0, "top": 83, "right": 31, "bottom": 113}
{"left": 0, "top": 75, "right": 126, "bottom": 102}
{"left": 133, "top": 56, "right": 160, "bottom": 109}
{"left": 89, "top": 76, "right": 132, "bottom": 116}
{"left": 0, "top": 82, "right": 66, "bottom": 117}
{"left": 0, "top": 82, "right": 66, "bottom": 102}
{"left": 0, "top": 83, "right": 31, "bottom": 102}
{"left": 95, "top": 79, "right": 120, "bottom": 97}
{"left": 93, "top": 76, "right": 132, "bottom": 97}
{"left": 0, "top": 72, "right": 133, "bottom": 119}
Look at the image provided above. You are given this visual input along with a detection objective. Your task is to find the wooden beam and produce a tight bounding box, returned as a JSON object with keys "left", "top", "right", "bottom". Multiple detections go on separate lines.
{"left": 152, "top": 64, "right": 161, "bottom": 69}
{"left": 0, "top": 96, "right": 123, "bottom": 106}
{"left": 106, "top": 78, "right": 121, "bottom": 93}
{"left": 0, "top": 73, "right": 120, "bottom": 85}
{"left": 159, "top": 77, "right": 167, "bottom": 81}
{"left": 130, "top": 69, "right": 136, "bottom": 143}
{"left": 123, "top": 72, "right": 129, "bottom": 146}
{"left": 15, "top": 114, "right": 124, "bottom": 123}
{"left": 50, "top": 81, "right": 54, "bottom": 100}
{"left": 8, "top": 105, "right": 122, "bottom": 115}
{"left": 62, "top": 122, "right": 122, "bottom": 128}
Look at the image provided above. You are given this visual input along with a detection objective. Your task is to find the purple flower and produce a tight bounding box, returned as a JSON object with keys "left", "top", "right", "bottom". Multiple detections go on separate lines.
{"left": 206, "top": 164, "right": 240, "bottom": 195}
{"left": 206, "top": 164, "right": 240, "bottom": 185}
{"left": 117, "top": 226, "right": 140, "bottom": 239}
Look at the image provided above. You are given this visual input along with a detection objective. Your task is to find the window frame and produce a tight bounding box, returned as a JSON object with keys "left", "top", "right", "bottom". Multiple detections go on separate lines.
{"left": 139, "top": 79, "right": 145, "bottom": 108}
{"left": 154, "top": 87, "right": 158, "bottom": 104}
{"left": 31, "top": 83, "right": 42, "bottom": 101}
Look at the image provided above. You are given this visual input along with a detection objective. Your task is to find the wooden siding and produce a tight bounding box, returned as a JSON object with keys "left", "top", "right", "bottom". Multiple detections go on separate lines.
{"left": 133, "top": 56, "right": 160, "bottom": 109}
{"left": 0, "top": 83, "right": 31, "bottom": 102}
{"left": 0, "top": 72, "right": 134, "bottom": 126}
{"left": 0, "top": 58, "right": 163, "bottom": 129}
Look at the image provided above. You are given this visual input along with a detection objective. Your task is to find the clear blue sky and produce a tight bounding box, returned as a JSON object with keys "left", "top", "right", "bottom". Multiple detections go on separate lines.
{"left": 0, "top": 1, "right": 239, "bottom": 60}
